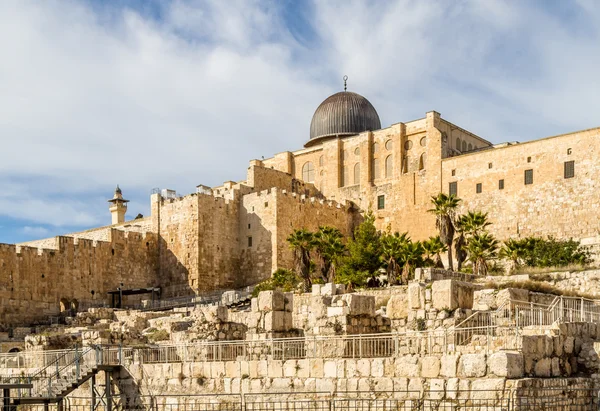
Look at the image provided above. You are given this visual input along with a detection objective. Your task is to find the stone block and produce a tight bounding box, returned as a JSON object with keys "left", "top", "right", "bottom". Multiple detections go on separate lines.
{"left": 263, "top": 311, "right": 285, "bottom": 331}
{"left": 257, "top": 290, "right": 285, "bottom": 312}
{"left": 341, "top": 294, "right": 375, "bottom": 316}
{"left": 309, "top": 359, "right": 324, "bottom": 378}
{"left": 534, "top": 358, "right": 552, "bottom": 377}
{"left": 458, "top": 354, "right": 486, "bottom": 378}
{"left": 357, "top": 359, "right": 371, "bottom": 377}
{"left": 268, "top": 360, "right": 283, "bottom": 378}
{"left": 421, "top": 356, "right": 440, "bottom": 378}
{"left": 335, "top": 284, "right": 346, "bottom": 294}
{"left": 432, "top": 280, "right": 473, "bottom": 311}
{"left": 440, "top": 354, "right": 459, "bottom": 377}
{"left": 395, "top": 355, "right": 420, "bottom": 377}
{"left": 386, "top": 294, "right": 408, "bottom": 319}
{"left": 470, "top": 378, "right": 505, "bottom": 400}
{"left": 324, "top": 360, "right": 337, "bottom": 378}
{"left": 321, "top": 283, "right": 335, "bottom": 296}
{"left": 429, "top": 379, "right": 445, "bottom": 400}
{"left": 327, "top": 306, "right": 349, "bottom": 317}
{"left": 282, "top": 360, "right": 297, "bottom": 377}
{"left": 312, "top": 284, "right": 322, "bottom": 296}
{"left": 487, "top": 352, "right": 524, "bottom": 378}
{"left": 408, "top": 283, "right": 426, "bottom": 309}
{"left": 371, "top": 358, "right": 384, "bottom": 377}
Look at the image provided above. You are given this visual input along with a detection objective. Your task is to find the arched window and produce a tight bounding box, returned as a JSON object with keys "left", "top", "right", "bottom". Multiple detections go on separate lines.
{"left": 353, "top": 163, "right": 360, "bottom": 184}
{"left": 456, "top": 138, "right": 461, "bottom": 150}
{"left": 385, "top": 140, "right": 393, "bottom": 150}
{"left": 419, "top": 153, "right": 426, "bottom": 170}
{"left": 354, "top": 147, "right": 360, "bottom": 156}
{"left": 373, "top": 158, "right": 380, "bottom": 180}
{"left": 372, "top": 142, "right": 379, "bottom": 154}
{"left": 468, "top": 143, "right": 473, "bottom": 151}
{"left": 319, "top": 155, "right": 324, "bottom": 166}
{"left": 385, "top": 155, "right": 393, "bottom": 178}
{"left": 402, "top": 156, "right": 408, "bottom": 173}
{"left": 302, "top": 162, "right": 315, "bottom": 183}
{"left": 462, "top": 141, "right": 467, "bottom": 152}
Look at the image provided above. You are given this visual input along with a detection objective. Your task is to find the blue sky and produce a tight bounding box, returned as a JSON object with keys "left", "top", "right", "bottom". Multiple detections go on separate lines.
{"left": 1, "top": 0, "right": 599, "bottom": 244}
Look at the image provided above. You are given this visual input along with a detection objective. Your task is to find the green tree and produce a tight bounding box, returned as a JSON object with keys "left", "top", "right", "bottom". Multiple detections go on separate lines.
{"left": 380, "top": 232, "right": 411, "bottom": 285}
{"left": 336, "top": 211, "right": 382, "bottom": 289}
{"left": 314, "top": 226, "right": 346, "bottom": 283}
{"left": 499, "top": 238, "right": 527, "bottom": 274}
{"left": 428, "top": 193, "right": 461, "bottom": 271}
{"left": 422, "top": 236, "right": 448, "bottom": 268}
{"left": 464, "top": 232, "right": 499, "bottom": 276}
{"left": 400, "top": 240, "right": 426, "bottom": 284}
{"left": 459, "top": 210, "right": 491, "bottom": 237}
{"left": 287, "top": 229, "right": 317, "bottom": 292}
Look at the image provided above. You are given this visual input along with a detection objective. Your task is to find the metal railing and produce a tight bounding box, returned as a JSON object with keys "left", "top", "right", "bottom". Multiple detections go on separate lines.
{"left": 4, "top": 389, "right": 598, "bottom": 411}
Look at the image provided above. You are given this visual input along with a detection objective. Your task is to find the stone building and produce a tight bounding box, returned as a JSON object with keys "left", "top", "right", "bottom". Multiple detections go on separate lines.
{"left": 2, "top": 85, "right": 599, "bottom": 326}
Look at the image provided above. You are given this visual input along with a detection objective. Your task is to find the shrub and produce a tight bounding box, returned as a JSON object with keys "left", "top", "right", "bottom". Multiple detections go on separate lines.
{"left": 519, "top": 237, "right": 590, "bottom": 268}
{"left": 252, "top": 268, "right": 301, "bottom": 297}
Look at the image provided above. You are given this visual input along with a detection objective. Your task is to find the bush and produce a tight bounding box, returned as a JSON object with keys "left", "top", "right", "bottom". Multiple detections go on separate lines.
{"left": 252, "top": 269, "right": 300, "bottom": 297}
{"left": 520, "top": 237, "right": 591, "bottom": 268}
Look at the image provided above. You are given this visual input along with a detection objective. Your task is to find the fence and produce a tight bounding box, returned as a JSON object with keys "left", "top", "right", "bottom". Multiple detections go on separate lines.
{"left": 4, "top": 390, "right": 598, "bottom": 411}
{"left": 0, "top": 327, "right": 518, "bottom": 377}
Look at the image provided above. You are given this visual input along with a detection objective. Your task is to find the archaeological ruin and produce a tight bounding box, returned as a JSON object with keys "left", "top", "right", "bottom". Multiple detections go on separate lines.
{"left": 1, "top": 85, "right": 600, "bottom": 409}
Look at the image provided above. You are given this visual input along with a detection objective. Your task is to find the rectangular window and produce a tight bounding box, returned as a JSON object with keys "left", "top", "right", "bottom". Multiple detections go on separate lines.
{"left": 451, "top": 169, "right": 456, "bottom": 176}
{"left": 247, "top": 237, "right": 253, "bottom": 247}
{"left": 499, "top": 179, "right": 505, "bottom": 190}
{"left": 377, "top": 195, "right": 385, "bottom": 210}
{"left": 248, "top": 223, "right": 251, "bottom": 229}
{"left": 476, "top": 183, "right": 482, "bottom": 194}
{"left": 524, "top": 169, "right": 533, "bottom": 185}
{"left": 449, "top": 182, "right": 458, "bottom": 196}
{"left": 564, "top": 160, "right": 575, "bottom": 179}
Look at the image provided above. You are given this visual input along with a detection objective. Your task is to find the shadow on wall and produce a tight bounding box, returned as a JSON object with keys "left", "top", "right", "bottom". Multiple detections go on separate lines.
{"left": 239, "top": 210, "right": 272, "bottom": 289}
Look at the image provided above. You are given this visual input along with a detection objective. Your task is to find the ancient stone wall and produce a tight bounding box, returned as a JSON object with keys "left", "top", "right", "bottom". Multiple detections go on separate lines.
{"left": 0, "top": 229, "right": 158, "bottom": 327}
{"left": 19, "top": 217, "right": 154, "bottom": 249}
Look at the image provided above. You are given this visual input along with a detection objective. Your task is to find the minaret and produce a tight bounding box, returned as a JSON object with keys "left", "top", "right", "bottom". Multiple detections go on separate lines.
{"left": 107, "top": 185, "right": 129, "bottom": 225}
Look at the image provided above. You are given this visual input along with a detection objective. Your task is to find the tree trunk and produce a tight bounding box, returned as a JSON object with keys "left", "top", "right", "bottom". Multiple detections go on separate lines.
{"left": 447, "top": 242, "right": 454, "bottom": 271}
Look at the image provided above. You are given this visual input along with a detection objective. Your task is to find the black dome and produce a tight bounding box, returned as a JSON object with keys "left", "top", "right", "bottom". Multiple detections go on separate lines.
{"left": 307, "top": 91, "right": 381, "bottom": 146}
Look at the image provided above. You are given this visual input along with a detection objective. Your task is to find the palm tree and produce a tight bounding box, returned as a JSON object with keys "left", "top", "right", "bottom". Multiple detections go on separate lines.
{"left": 499, "top": 238, "right": 527, "bottom": 274}
{"left": 428, "top": 193, "right": 461, "bottom": 270}
{"left": 314, "top": 226, "right": 346, "bottom": 283}
{"left": 380, "top": 232, "right": 411, "bottom": 285}
{"left": 400, "top": 240, "right": 425, "bottom": 284}
{"left": 460, "top": 210, "right": 491, "bottom": 237}
{"left": 464, "top": 232, "right": 499, "bottom": 276}
{"left": 287, "top": 229, "right": 316, "bottom": 292}
{"left": 453, "top": 215, "right": 468, "bottom": 272}
{"left": 422, "top": 236, "right": 448, "bottom": 268}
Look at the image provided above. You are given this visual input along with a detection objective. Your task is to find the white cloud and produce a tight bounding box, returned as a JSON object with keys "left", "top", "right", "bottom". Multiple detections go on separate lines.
{"left": 0, "top": 0, "right": 598, "bottom": 235}
{"left": 22, "top": 226, "right": 50, "bottom": 236}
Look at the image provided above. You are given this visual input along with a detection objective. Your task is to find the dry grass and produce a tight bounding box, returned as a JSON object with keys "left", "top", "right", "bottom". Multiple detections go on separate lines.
{"left": 514, "top": 264, "right": 597, "bottom": 276}
{"left": 483, "top": 279, "right": 599, "bottom": 300}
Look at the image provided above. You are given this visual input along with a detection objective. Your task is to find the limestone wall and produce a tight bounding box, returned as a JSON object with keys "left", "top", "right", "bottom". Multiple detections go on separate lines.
{"left": 19, "top": 217, "right": 154, "bottom": 249}
{"left": 0, "top": 230, "right": 159, "bottom": 327}
{"left": 443, "top": 127, "right": 600, "bottom": 243}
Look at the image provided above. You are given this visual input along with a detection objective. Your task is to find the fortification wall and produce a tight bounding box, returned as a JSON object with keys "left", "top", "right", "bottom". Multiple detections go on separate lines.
{"left": 18, "top": 217, "right": 154, "bottom": 249}
{"left": 0, "top": 230, "right": 158, "bottom": 327}
{"left": 154, "top": 192, "right": 243, "bottom": 297}
{"left": 442, "top": 127, "right": 600, "bottom": 242}
{"left": 274, "top": 190, "right": 354, "bottom": 270}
